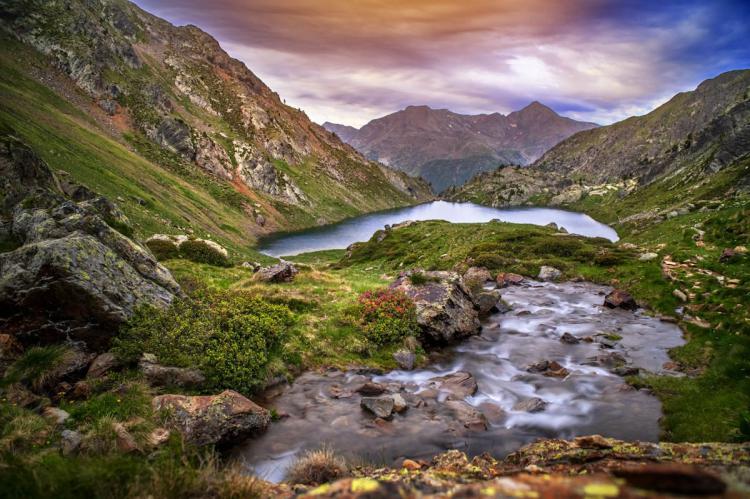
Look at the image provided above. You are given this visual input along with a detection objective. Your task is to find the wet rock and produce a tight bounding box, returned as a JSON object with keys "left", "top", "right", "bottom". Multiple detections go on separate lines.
{"left": 152, "top": 390, "right": 270, "bottom": 446}
{"left": 612, "top": 366, "right": 640, "bottom": 377}
{"left": 537, "top": 266, "right": 562, "bottom": 281}
{"left": 513, "top": 397, "right": 547, "bottom": 413}
{"left": 139, "top": 353, "right": 205, "bottom": 388}
{"left": 474, "top": 289, "right": 503, "bottom": 317}
{"left": 526, "top": 360, "right": 551, "bottom": 373}
{"left": 427, "top": 371, "right": 478, "bottom": 400}
{"left": 392, "top": 393, "right": 408, "bottom": 413}
{"left": 603, "top": 289, "right": 637, "bottom": 310}
{"left": 393, "top": 349, "right": 416, "bottom": 370}
{"left": 526, "top": 360, "right": 569, "bottom": 378}
{"left": 586, "top": 351, "right": 627, "bottom": 369}
{"left": 360, "top": 397, "right": 394, "bottom": 419}
{"left": 560, "top": 332, "right": 580, "bottom": 344}
{"left": 444, "top": 400, "right": 488, "bottom": 430}
{"left": 356, "top": 382, "right": 386, "bottom": 396}
{"left": 328, "top": 385, "right": 354, "bottom": 399}
{"left": 496, "top": 272, "right": 524, "bottom": 288}
{"left": 390, "top": 271, "right": 480, "bottom": 344}
{"left": 86, "top": 352, "right": 120, "bottom": 379}
{"left": 253, "top": 261, "right": 298, "bottom": 283}
{"left": 61, "top": 429, "right": 82, "bottom": 455}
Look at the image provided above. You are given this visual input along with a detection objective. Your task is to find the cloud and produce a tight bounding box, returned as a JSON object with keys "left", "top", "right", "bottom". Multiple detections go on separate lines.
{"left": 135, "top": 0, "right": 750, "bottom": 127}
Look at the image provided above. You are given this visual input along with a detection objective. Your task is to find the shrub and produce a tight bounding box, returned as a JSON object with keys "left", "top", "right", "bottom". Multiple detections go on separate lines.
{"left": 179, "top": 240, "right": 230, "bottom": 267}
{"left": 114, "top": 288, "right": 293, "bottom": 394}
{"left": 408, "top": 272, "right": 439, "bottom": 286}
{"left": 1, "top": 345, "right": 68, "bottom": 390}
{"left": 593, "top": 249, "right": 623, "bottom": 266}
{"left": 285, "top": 446, "right": 348, "bottom": 486}
{"left": 357, "top": 289, "right": 418, "bottom": 346}
{"left": 145, "top": 239, "right": 179, "bottom": 261}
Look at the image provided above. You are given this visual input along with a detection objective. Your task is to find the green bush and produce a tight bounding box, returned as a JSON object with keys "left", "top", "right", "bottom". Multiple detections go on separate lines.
{"left": 114, "top": 288, "right": 293, "bottom": 394}
{"left": 179, "top": 240, "right": 229, "bottom": 267}
{"left": 145, "top": 239, "right": 179, "bottom": 261}
{"left": 357, "top": 289, "right": 418, "bottom": 346}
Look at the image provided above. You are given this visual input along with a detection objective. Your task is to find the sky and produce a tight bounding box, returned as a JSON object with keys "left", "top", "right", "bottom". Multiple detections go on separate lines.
{"left": 135, "top": 0, "right": 750, "bottom": 128}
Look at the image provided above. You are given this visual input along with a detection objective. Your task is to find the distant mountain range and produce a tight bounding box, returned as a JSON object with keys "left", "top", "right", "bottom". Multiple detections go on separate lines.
{"left": 324, "top": 102, "right": 597, "bottom": 192}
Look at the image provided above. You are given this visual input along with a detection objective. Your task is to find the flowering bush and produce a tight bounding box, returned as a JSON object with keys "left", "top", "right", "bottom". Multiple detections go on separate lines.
{"left": 357, "top": 289, "right": 418, "bottom": 346}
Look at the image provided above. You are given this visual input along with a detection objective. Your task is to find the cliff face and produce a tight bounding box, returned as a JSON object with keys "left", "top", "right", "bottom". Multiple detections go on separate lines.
{"left": 325, "top": 102, "right": 597, "bottom": 192}
{"left": 0, "top": 0, "right": 431, "bottom": 247}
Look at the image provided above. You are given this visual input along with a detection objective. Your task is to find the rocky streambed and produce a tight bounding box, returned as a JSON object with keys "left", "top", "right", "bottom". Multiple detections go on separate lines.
{"left": 234, "top": 279, "right": 685, "bottom": 482}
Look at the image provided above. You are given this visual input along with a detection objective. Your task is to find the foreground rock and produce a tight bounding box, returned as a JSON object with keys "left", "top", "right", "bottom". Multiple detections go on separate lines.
{"left": 253, "top": 261, "right": 298, "bottom": 283}
{"left": 537, "top": 265, "right": 562, "bottom": 281}
{"left": 360, "top": 397, "right": 395, "bottom": 419}
{"left": 0, "top": 136, "right": 180, "bottom": 347}
{"left": 603, "top": 289, "right": 638, "bottom": 310}
{"left": 290, "top": 436, "right": 748, "bottom": 498}
{"left": 496, "top": 272, "right": 524, "bottom": 288}
{"left": 426, "top": 371, "right": 478, "bottom": 400}
{"left": 390, "top": 271, "right": 480, "bottom": 344}
{"left": 152, "top": 390, "right": 270, "bottom": 446}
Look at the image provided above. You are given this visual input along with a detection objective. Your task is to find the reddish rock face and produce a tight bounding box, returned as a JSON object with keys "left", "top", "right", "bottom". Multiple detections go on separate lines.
{"left": 152, "top": 390, "right": 270, "bottom": 446}
{"left": 603, "top": 289, "right": 638, "bottom": 310}
{"left": 496, "top": 272, "right": 524, "bottom": 288}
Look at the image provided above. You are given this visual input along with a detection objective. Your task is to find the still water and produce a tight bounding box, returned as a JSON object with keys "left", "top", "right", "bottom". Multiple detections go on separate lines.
{"left": 258, "top": 201, "right": 618, "bottom": 257}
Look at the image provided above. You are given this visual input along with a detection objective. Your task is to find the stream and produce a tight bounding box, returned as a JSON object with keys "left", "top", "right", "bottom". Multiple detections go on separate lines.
{"left": 234, "top": 280, "right": 684, "bottom": 483}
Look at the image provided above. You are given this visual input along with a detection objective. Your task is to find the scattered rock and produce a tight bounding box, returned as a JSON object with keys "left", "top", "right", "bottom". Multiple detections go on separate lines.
{"left": 560, "top": 332, "right": 580, "bottom": 344}
{"left": 512, "top": 397, "right": 547, "bottom": 413}
{"left": 241, "top": 261, "right": 261, "bottom": 271}
{"left": 444, "top": 400, "right": 488, "bottom": 430}
{"left": 253, "top": 261, "right": 298, "bottom": 283}
{"left": 86, "top": 352, "right": 120, "bottom": 379}
{"left": 139, "top": 353, "right": 205, "bottom": 388}
{"left": 393, "top": 349, "right": 416, "bottom": 370}
{"left": 42, "top": 407, "right": 70, "bottom": 425}
{"left": 603, "top": 289, "right": 637, "bottom": 310}
{"left": 152, "top": 390, "right": 270, "bottom": 446}
{"left": 474, "top": 289, "right": 502, "bottom": 317}
{"left": 70, "top": 380, "right": 92, "bottom": 400}
{"left": 60, "top": 429, "right": 82, "bottom": 455}
{"left": 356, "top": 382, "right": 386, "bottom": 396}
{"left": 360, "top": 397, "right": 394, "bottom": 419}
{"left": 496, "top": 272, "right": 524, "bottom": 288}
{"left": 427, "top": 371, "right": 478, "bottom": 400}
{"left": 537, "top": 266, "right": 562, "bottom": 281}
{"left": 638, "top": 252, "right": 658, "bottom": 261}
{"left": 390, "top": 271, "right": 480, "bottom": 344}
{"left": 526, "top": 360, "right": 569, "bottom": 378}
{"left": 392, "top": 393, "right": 408, "bottom": 413}
{"left": 148, "top": 427, "right": 171, "bottom": 447}
{"left": 673, "top": 289, "right": 688, "bottom": 302}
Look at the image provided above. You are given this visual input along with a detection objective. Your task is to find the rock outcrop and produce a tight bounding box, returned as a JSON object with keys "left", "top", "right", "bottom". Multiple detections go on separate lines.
{"left": 390, "top": 271, "right": 481, "bottom": 344}
{"left": 253, "top": 261, "right": 298, "bottom": 283}
{"left": 152, "top": 390, "right": 270, "bottom": 446}
{"left": 0, "top": 136, "right": 180, "bottom": 348}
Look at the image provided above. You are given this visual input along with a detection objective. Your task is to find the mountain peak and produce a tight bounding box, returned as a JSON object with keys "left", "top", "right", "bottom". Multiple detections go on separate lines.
{"left": 517, "top": 101, "right": 556, "bottom": 115}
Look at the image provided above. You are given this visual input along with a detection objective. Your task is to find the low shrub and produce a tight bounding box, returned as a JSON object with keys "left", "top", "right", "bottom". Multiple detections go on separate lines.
{"left": 114, "top": 287, "right": 294, "bottom": 394}
{"left": 285, "top": 446, "right": 348, "bottom": 486}
{"left": 1, "top": 345, "right": 68, "bottom": 391}
{"left": 179, "top": 240, "right": 229, "bottom": 267}
{"left": 357, "top": 289, "right": 418, "bottom": 346}
{"left": 145, "top": 239, "right": 179, "bottom": 261}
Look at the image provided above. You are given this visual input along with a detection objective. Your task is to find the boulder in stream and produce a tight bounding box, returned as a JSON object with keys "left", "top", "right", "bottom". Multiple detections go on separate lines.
{"left": 390, "top": 271, "right": 480, "bottom": 344}
{"left": 604, "top": 289, "right": 638, "bottom": 310}
{"left": 496, "top": 272, "right": 524, "bottom": 288}
{"left": 537, "top": 266, "right": 562, "bottom": 281}
{"left": 360, "top": 397, "right": 395, "bottom": 419}
{"left": 512, "top": 397, "right": 548, "bottom": 413}
{"left": 427, "top": 371, "right": 478, "bottom": 400}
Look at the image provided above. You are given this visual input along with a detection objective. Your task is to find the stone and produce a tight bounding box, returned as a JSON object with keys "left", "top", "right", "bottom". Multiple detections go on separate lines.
{"left": 673, "top": 289, "right": 688, "bottom": 302}
{"left": 513, "top": 397, "right": 548, "bottom": 413}
{"left": 444, "top": 400, "right": 488, "bottom": 431}
{"left": 42, "top": 407, "right": 70, "bottom": 425}
{"left": 61, "top": 429, "right": 82, "bottom": 455}
{"left": 113, "top": 422, "right": 139, "bottom": 453}
{"left": 603, "top": 289, "right": 638, "bottom": 310}
{"left": 360, "top": 397, "right": 395, "bottom": 419}
{"left": 496, "top": 272, "right": 524, "bottom": 288}
{"left": 719, "top": 248, "right": 737, "bottom": 263}
{"left": 86, "top": 352, "right": 120, "bottom": 379}
{"left": 402, "top": 459, "right": 421, "bottom": 470}
{"left": 462, "top": 267, "right": 493, "bottom": 290}
{"left": 70, "top": 380, "right": 92, "bottom": 400}
{"left": 253, "top": 261, "right": 298, "bottom": 283}
{"left": 474, "top": 289, "right": 503, "bottom": 317}
{"left": 356, "top": 382, "right": 387, "bottom": 396}
{"left": 545, "top": 361, "right": 570, "bottom": 378}
{"left": 538, "top": 266, "right": 562, "bottom": 281}
{"left": 427, "top": 372, "right": 478, "bottom": 400}
{"left": 139, "top": 353, "right": 205, "bottom": 388}
{"left": 241, "top": 261, "right": 262, "bottom": 271}
{"left": 152, "top": 390, "right": 270, "bottom": 446}
{"left": 0, "top": 137, "right": 180, "bottom": 348}
{"left": 638, "top": 252, "right": 659, "bottom": 261}
{"left": 148, "top": 427, "right": 171, "bottom": 447}
{"left": 392, "top": 393, "right": 408, "bottom": 413}
{"left": 574, "top": 434, "right": 613, "bottom": 449}
{"left": 390, "top": 271, "right": 480, "bottom": 344}
{"left": 393, "top": 349, "right": 416, "bottom": 370}
{"left": 560, "top": 332, "right": 580, "bottom": 344}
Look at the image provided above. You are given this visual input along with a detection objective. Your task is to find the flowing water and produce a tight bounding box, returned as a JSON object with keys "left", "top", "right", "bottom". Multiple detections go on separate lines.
{"left": 258, "top": 201, "right": 618, "bottom": 256}
{"left": 234, "top": 280, "right": 684, "bottom": 482}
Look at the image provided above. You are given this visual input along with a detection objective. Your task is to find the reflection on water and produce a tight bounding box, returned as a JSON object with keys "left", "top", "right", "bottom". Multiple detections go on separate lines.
{"left": 258, "top": 201, "right": 618, "bottom": 257}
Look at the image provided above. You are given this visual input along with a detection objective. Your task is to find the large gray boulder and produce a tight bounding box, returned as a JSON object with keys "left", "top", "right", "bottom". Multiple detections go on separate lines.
{"left": 390, "top": 271, "right": 480, "bottom": 344}
{"left": 152, "top": 390, "right": 270, "bottom": 446}
{"left": 0, "top": 136, "right": 180, "bottom": 347}
{"left": 253, "top": 261, "right": 298, "bottom": 283}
